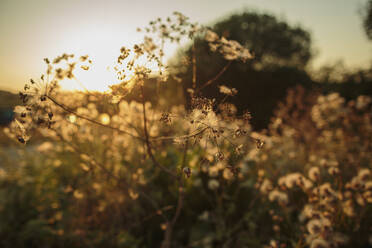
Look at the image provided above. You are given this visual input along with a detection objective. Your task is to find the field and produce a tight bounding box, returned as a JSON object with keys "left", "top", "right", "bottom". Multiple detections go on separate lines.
{"left": 0, "top": 10, "right": 372, "bottom": 248}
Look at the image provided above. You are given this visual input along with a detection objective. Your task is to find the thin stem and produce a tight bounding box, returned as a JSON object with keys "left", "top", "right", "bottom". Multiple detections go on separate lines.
{"left": 161, "top": 139, "right": 189, "bottom": 248}
{"left": 47, "top": 95, "right": 145, "bottom": 141}
{"left": 140, "top": 86, "right": 178, "bottom": 179}
{"left": 152, "top": 127, "right": 208, "bottom": 141}
{"left": 192, "top": 43, "right": 197, "bottom": 90}
{"left": 51, "top": 127, "right": 168, "bottom": 222}
{"left": 195, "top": 60, "right": 232, "bottom": 94}
{"left": 47, "top": 95, "right": 206, "bottom": 142}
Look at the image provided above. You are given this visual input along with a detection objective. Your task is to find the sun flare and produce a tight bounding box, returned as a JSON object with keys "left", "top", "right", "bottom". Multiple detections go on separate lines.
{"left": 58, "top": 52, "right": 161, "bottom": 93}
{"left": 59, "top": 59, "right": 119, "bottom": 92}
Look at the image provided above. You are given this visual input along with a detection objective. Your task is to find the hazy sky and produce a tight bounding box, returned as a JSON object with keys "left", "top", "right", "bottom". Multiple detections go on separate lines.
{"left": 0, "top": 0, "right": 371, "bottom": 92}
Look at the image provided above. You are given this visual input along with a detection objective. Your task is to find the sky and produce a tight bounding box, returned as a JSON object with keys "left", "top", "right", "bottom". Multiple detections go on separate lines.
{"left": 0, "top": 0, "right": 371, "bottom": 92}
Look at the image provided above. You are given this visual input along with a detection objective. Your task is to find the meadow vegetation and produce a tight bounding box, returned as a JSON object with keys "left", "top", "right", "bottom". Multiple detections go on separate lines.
{"left": 0, "top": 12, "right": 371, "bottom": 248}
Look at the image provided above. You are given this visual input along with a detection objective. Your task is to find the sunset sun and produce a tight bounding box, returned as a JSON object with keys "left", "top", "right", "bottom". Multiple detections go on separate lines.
{"left": 60, "top": 60, "right": 118, "bottom": 92}
{"left": 57, "top": 45, "right": 162, "bottom": 92}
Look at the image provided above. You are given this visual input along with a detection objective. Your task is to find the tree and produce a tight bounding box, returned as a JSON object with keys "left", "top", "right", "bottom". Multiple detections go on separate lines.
{"left": 213, "top": 12, "right": 312, "bottom": 69}
{"left": 172, "top": 11, "right": 314, "bottom": 129}
{"left": 363, "top": 0, "right": 372, "bottom": 40}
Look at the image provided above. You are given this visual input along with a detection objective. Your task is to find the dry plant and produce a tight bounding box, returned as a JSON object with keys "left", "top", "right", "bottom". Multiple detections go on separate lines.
{"left": 3, "top": 12, "right": 371, "bottom": 248}
{"left": 5, "top": 12, "right": 256, "bottom": 248}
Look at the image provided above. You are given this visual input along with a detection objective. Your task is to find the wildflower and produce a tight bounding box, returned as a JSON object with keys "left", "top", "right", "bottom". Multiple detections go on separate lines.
{"left": 269, "top": 190, "right": 288, "bottom": 205}
{"left": 219, "top": 85, "right": 238, "bottom": 96}
{"left": 223, "top": 167, "right": 234, "bottom": 180}
{"left": 183, "top": 167, "right": 191, "bottom": 178}
{"left": 310, "top": 238, "right": 329, "bottom": 248}
{"left": 160, "top": 223, "right": 167, "bottom": 231}
{"left": 300, "top": 205, "right": 312, "bottom": 221}
{"left": 308, "top": 167, "right": 320, "bottom": 181}
{"left": 205, "top": 30, "right": 219, "bottom": 42}
{"left": 278, "top": 173, "right": 303, "bottom": 189}
{"left": 208, "top": 179, "right": 219, "bottom": 190}
{"left": 240, "top": 47, "right": 254, "bottom": 62}
{"left": 160, "top": 112, "right": 172, "bottom": 124}
{"left": 269, "top": 240, "right": 279, "bottom": 248}
{"left": 215, "top": 151, "right": 224, "bottom": 161}
{"left": 80, "top": 163, "right": 90, "bottom": 172}
{"left": 273, "top": 225, "right": 280, "bottom": 232}
{"left": 356, "top": 193, "right": 365, "bottom": 206}
{"left": 258, "top": 169, "right": 265, "bottom": 177}
{"left": 37, "top": 141, "right": 53, "bottom": 153}
{"left": 348, "top": 176, "right": 363, "bottom": 190}
{"left": 358, "top": 168, "right": 370, "bottom": 181}
{"left": 73, "top": 190, "right": 84, "bottom": 199}
{"left": 300, "top": 177, "right": 314, "bottom": 190}
{"left": 208, "top": 165, "right": 219, "bottom": 177}
{"left": 260, "top": 179, "right": 273, "bottom": 194}
{"left": 342, "top": 200, "right": 354, "bottom": 217}
{"left": 355, "top": 95, "right": 371, "bottom": 110}
{"left": 307, "top": 219, "right": 323, "bottom": 235}
{"left": 256, "top": 139, "right": 264, "bottom": 149}
{"left": 328, "top": 167, "right": 339, "bottom": 176}
{"left": 129, "top": 189, "right": 139, "bottom": 200}
{"left": 363, "top": 191, "right": 372, "bottom": 203}
{"left": 365, "top": 181, "right": 372, "bottom": 190}
{"left": 53, "top": 160, "right": 62, "bottom": 167}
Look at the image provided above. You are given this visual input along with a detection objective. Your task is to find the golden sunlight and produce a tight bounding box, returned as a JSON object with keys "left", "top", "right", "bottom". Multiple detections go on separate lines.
{"left": 59, "top": 60, "right": 119, "bottom": 92}
{"left": 58, "top": 52, "right": 161, "bottom": 92}
{"left": 68, "top": 115, "right": 77, "bottom": 123}
{"left": 99, "top": 113, "right": 111, "bottom": 125}
{"left": 51, "top": 26, "right": 125, "bottom": 92}
{"left": 45, "top": 21, "right": 168, "bottom": 93}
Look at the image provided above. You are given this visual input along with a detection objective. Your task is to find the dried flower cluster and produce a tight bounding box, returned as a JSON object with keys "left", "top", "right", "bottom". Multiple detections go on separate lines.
{"left": 255, "top": 89, "right": 372, "bottom": 248}
{"left": 3, "top": 12, "right": 258, "bottom": 248}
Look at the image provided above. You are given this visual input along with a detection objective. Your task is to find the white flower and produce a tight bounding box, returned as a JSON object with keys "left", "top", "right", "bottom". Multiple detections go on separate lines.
{"left": 205, "top": 30, "right": 219, "bottom": 42}
{"left": 13, "top": 105, "right": 29, "bottom": 114}
{"left": 308, "top": 167, "right": 320, "bottom": 181}
{"left": 37, "top": 141, "right": 53, "bottom": 153}
{"left": 240, "top": 48, "right": 253, "bottom": 62}
{"left": 355, "top": 95, "right": 371, "bottom": 110}
{"left": 268, "top": 190, "right": 288, "bottom": 205}
{"left": 260, "top": 179, "right": 273, "bottom": 194}
{"left": 342, "top": 200, "right": 354, "bottom": 217}
{"left": 358, "top": 168, "right": 370, "bottom": 181}
{"left": 307, "top": 219, "right": 322, "bottom": 235}
{"left": 208, "top": 179, "right": 219, "bottom": 190}
{"left": 219, "top": 85, "right": 237, "bottom": 96}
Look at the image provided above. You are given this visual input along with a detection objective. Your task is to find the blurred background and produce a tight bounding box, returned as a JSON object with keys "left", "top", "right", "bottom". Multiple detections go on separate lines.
{"left": 0, "top": 0, "right": 371, "bottom": 129}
